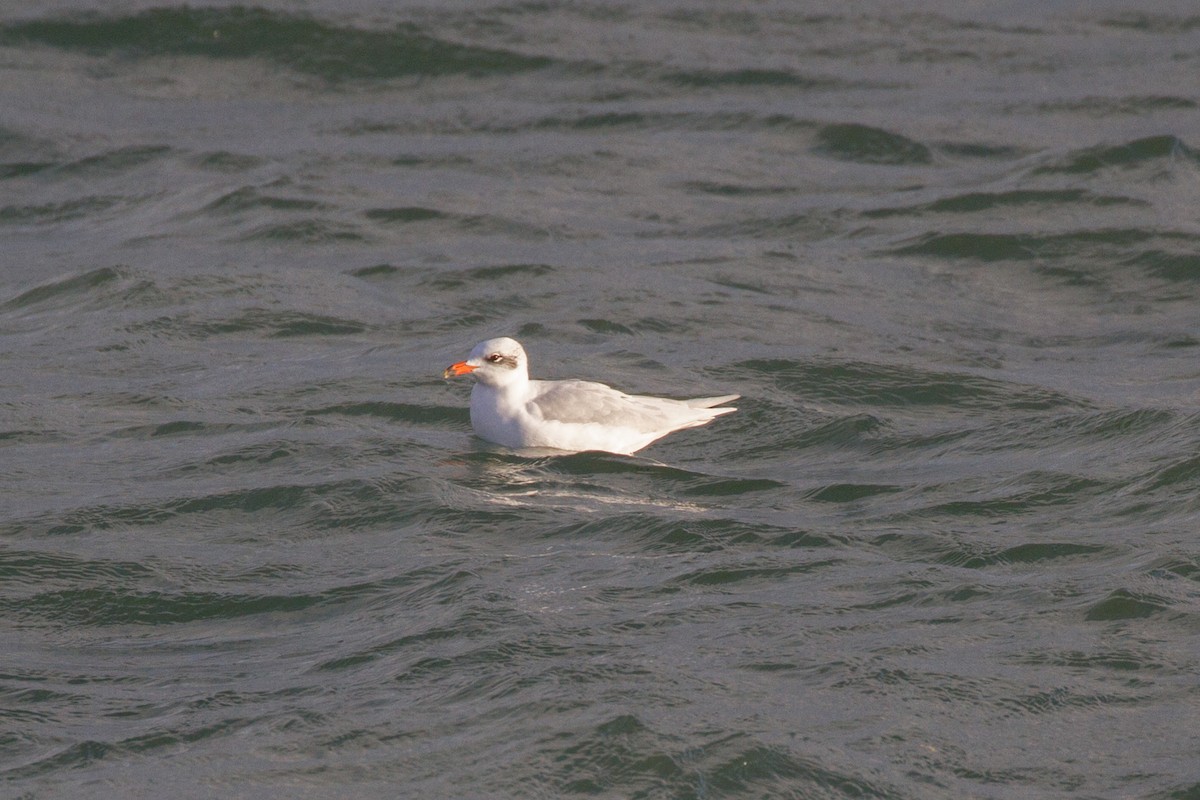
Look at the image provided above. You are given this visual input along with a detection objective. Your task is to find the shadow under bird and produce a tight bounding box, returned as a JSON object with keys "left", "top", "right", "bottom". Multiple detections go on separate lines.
{"left": 443, "top": 337, "right": 739, "bottom": 455}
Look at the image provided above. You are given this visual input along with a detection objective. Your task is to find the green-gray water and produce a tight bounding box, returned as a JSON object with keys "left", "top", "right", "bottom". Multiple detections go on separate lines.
{"left": 3, "top": 3, "right": 1199, "bottom": 798}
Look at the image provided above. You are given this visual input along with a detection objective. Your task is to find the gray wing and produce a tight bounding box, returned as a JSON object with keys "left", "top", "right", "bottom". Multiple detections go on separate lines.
{"left": 528, "top": 380, "right": 705, "bottom": 433}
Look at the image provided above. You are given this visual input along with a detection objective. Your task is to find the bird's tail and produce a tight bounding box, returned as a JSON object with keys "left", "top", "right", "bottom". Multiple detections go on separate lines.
{"left": 686, "top": 394, "right": 740, "bottom": 409}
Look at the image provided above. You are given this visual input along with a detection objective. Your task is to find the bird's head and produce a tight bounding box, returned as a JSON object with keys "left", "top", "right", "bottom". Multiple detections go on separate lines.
{"left": 443, "top": 337, "right": 529, "bottom": 388}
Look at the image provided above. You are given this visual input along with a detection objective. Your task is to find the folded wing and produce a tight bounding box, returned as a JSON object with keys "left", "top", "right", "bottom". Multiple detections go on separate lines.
{"left": 528, "top": 380, "right": 737, "bottom": 434}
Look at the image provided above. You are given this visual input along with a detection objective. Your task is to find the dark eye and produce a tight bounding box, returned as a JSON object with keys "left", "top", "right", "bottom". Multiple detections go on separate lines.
{"left": 486, "top": 353, "right": 503, "bottom": 363}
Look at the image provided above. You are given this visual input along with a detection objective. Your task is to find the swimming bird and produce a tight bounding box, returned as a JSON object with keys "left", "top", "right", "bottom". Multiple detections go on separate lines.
{"left": 443, "top": 337, "right": 738, "bottom": 455}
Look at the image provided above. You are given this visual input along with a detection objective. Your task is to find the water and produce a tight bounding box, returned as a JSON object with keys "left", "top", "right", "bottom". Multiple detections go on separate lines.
{"left": 2, "top": 2, "right": 1199, "bottom": 798}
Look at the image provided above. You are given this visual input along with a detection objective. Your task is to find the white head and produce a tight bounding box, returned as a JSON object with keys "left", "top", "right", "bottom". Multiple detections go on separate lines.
{"left": 443, "top": 337, "right": 529, "bottom": 389}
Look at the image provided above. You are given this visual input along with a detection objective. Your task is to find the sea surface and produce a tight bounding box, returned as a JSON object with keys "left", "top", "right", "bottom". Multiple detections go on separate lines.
{"left": 2, "top": 2, "right": 1199, "bottom": 798}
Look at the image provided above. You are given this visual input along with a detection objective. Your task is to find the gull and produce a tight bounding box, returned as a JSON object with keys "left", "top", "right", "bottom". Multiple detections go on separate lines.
{"left": 443, "top": 337, "right": 738, "bottom": 455}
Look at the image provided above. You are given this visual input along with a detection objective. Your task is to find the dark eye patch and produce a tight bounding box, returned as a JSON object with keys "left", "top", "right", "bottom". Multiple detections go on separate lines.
{"left": 485, "top": 352, "right": 518, "bottom": 369}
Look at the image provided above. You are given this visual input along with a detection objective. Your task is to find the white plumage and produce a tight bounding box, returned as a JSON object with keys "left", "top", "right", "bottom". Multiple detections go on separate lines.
{"left": 443, "top": 337, "right": 738, "bottom": 455}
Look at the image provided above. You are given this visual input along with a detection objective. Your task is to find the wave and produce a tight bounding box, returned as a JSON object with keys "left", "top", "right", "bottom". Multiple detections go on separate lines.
{"left": 0, "top": 7, "right": 552, "bottom": 81}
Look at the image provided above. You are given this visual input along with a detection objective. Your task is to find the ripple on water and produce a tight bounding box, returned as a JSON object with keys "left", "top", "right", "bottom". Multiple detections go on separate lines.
{"left": 0, "top": 7, "right": 554, "bottom": 80}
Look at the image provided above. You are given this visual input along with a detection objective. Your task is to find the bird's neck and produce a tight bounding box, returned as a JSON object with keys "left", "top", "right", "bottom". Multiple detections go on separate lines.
{"left": 473, "top": 372, "right": 529, "bottom": 407}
